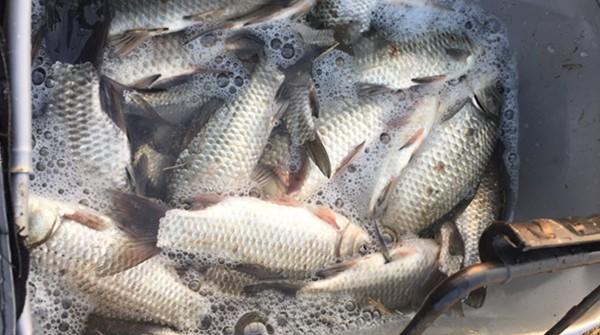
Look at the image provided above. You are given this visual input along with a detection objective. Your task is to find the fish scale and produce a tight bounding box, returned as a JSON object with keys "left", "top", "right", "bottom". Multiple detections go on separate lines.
{"left": 110, "top": 0, "right": 270, "bottom": 37}
{"left": 291, "top": 96, "right": 400, "bottom": 200}
{"left": 27, "top": 197, "right": 207, "bottom": 330}
{"left": 297, "top": 239, "right": 439, "bottom": 311}
{"left": 48, "top": 62, "right": 130, "bottom": 189}
{"left": 354, "top": 30, "right": 476, "bottom": 90}
{"left": 380, "top": 96, "right": 499, "bottom": 237}
{"left": 157, "top": 197, "right": 371, "bottom": 278}
{"left": 455, "top": 165, "right": 500, "bottom": 267}
{"left": 167, "top": 61, "right": 285, "bottom": 203}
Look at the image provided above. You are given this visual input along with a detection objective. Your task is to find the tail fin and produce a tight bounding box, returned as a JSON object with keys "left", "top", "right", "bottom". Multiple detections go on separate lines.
{"left": 98, "top": 191, "right": 167, "bottom": 276}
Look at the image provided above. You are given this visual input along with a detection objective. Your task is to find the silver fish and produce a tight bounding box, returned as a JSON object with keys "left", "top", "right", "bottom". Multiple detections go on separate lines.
{"left": 115, "top": 194, "right": 371, "bottom": 279}
{"left": 377, "top": 84, "right": 502, "bottom": 238}
{"left": 47, "top": 62, "right": 130, "bottom": 191}
{"left": 287, "top": 93, "right": 406, "bottom": 200}
{"left": 101, "top": 31, "right": 218, "bottom": 88}
{"left": 455, "top": 164, "right": 501, "bottom": 267}
{"left": 109, "top": 0, "right": 317, "bottom": 55}
{"left": 26, "top": 196, "right": 207, "bottom": 329}
{"left": 167, "top": 58, "right": 286, "bottom": 204}
{"left": 309, "top": 0, "right": 379, "bottom": 42}
{"left": 248, "top": 238, "right": 440, "bottom": 311}
{"left": 367, "top": 94, "right": 441, "bottom": 216}
{"left": 354, "top": 30, "right": 477, "bottom": 91}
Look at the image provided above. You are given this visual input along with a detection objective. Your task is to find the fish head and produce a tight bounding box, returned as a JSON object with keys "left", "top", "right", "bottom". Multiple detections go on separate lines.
{"left": 337, "top": 219, "right": 372, "bottom": 257}
{"left": 26, "top": 196, "right": 63, "bottom": 249}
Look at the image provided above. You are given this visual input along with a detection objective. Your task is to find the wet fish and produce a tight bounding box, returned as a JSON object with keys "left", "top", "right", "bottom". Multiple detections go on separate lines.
{"left": 124, "top": 79, "right": 216, "bottom": 125}
{"left": 256, "top": 129, "right": 294, "bottom": 197}
{"left": 113, "top": 193, "right": 371, "bottom": 279}
{"left": 132, "top": 143, "right": 176, "bottom": 197}
{"left": 246, "top": 238, "right": 440, "bottom": 311}
{"left": 109, "top": 0, "right": 317, "bottom": 55}
{"left": 26, "top": 196, "right": 207, "bottom": 329}
{"left": 455, "top": 164, "right": 501, "bottom": 267}
{"left": 367, "top": 94, "right": 441, "bottom": 216}
{"left": 48, "top": 62, "right": 130, "bottom": 190}
{"left": 101, "top": 31, "right": 218, "bottom": 89}
{"left": 167, "top": 56, "right": 287, "bottom": 204}
{"left": 179, "top": 265, "right": 258, "bottom": 297}
{"left": 287, "top": 93, "right": 407, "bottom": 200}
{"left": 353, "top": 30, "right": 477, "bottom": 91}
{"left": 376, "top": 84, "right": 502, "bottom": 239}
{"left": 308, "top": 0, "right": 379, "bottom": 42}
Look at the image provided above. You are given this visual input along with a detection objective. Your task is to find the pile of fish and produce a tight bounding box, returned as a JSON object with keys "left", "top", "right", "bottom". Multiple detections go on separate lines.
{"left": 26, "top": 0, "right": 518, "bottom": 334}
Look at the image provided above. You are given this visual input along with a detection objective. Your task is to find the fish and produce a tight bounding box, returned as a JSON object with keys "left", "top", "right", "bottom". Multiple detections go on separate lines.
{"left": 367, "top": 94, "right": 441, "bottom": 217}
{"left": 26, "top": 195, "right": 207, "bottom": 330}
{"left": 48, "top": 62, "right": 131, "bottom": 188}
{"left": 376, "top": 83, "right": 502, "bottom": 239}
{"left": 308, "top": 0, "right": 380, "bottom": 43}
{"left": 166, "top": 49, "right": 288, "bottom": 204}
{"left": 455, "top": 164, "right": 501, "bottom": 268}
{"left": 179, "top": 265, "right": 258, "bottom": 297}
{"left": 353, "top": 30, "right": 477, "bottom": 91}
{"left": 123, "top": 79, "right": 217, "bottom": 125}
{"left": 109, "top": 0, "right": 317, "bottom": 56}
{"left": 132, "top": 143, "right": 176, "bottom": 197}
{"left": 256, "top": 128, "right": 294, "bottom": 197}
{"left": 436, "top": 221, "right": 464, "bottom": 276}
{"left": 84, "top": 315, "right": 181, "bottom": 335}
{"left": 245, "top": 238, "right": 440, "bottom": 311}
{"left": 286, "top": 92, "right": 408, "bottom": 200}
{"left": 101, "top": 30, "right": 219, "bottom": 89}
{"left": 112, "top": 193, "right": 372, "bottom": 279}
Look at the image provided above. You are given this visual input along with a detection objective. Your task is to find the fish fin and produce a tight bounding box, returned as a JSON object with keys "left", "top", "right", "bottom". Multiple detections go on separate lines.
{"left": 446, "top": 48, "right": 471, "bottom": 62}
{"left": 315, "top": 259, "right": 360, "bottom": 279}
{"left": 152, "top": 66, "right": 219, "bottom": 88}
{"left": 271, "top": 88, "right": 291, "bottom": 126}
{"left": 465, "top": 287, "right": 487, "bottom": 308}
{"left": 369, "top": 176, "right": 398, "bottom": 219}
{"left": 131, "top": 154, "right": 150, "bottom": 195}
{"left": 109, "top": 28, "right": 167, "bottom": 56}
{"left": 224, "top": 0, "right": 316, "bottom": 30}
{"left": 62, "top": 211, "right": 109, "bottom": 231}
{"left": 440, "top": 97, "right": 469, "bottom": 122}
{"left": 125, "top": 92, "right": 177, "bottom": 126}
{"left": 234, "top": 264, "right": 286, "bottom": 281}
{"left": 304, "top": 135, "right": 332, "bottom": 178}
{"left": 411, "top": 74, "right": 446, "bottom": 84}
{"left": 356, "top": 83, "right": 398, "bottom": 97}
{"left": 367, "top": 297, "right": 393, "bottom": 315}
{"left": 311, "top": 207, "right": 339, "bottom": 230}
{"left": 389, "top": 243, "right": 418, "bottom": 261}
{"left": 131, "top": 74, "right": 162, "bottom": 89}
{"left": 252, "top": 164, "right": 282, "bottom": 188}
{"left": 97, "top": 241, "right": 160, "bottom": 276}
{"left": 399, "top": 128, "right": 426, "bottom": 151}
{"left": 333, "top": 141, "right": 366, "bottom": 177}
{"left": 308, "top": 82, "right": 320, "bottom": 117}
{"left": 373, "top": 220, "right": 392, "bottom": 263}
{"left": 472, "top": 83, "right": 503, "bottom": 120}
{"left": 243, "top": 281, "right": 304, "bottom": 296}
{"left": 178, "top": 98, "right": 224, "bottom": 150}
{"left": 99, "top": 76, "right": 128, "bottom": 132}
{"left": 109, "top": 190, "right": 165, "bottom": 251}
{"left": 188, "top": 193, "right": 225, "bottom": 210}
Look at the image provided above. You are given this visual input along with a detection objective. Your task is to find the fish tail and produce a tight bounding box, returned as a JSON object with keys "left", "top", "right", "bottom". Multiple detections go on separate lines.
{"left": 225, "top": 30, "right": 266, "bottom": 61}
{"left": 100, "top": 191, "right": 167, "bottom": 275}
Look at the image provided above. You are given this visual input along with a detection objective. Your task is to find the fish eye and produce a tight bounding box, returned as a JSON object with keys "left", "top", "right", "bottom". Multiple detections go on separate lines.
{"left": 381, "top": 227, "right": 398, "bottom": 245}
